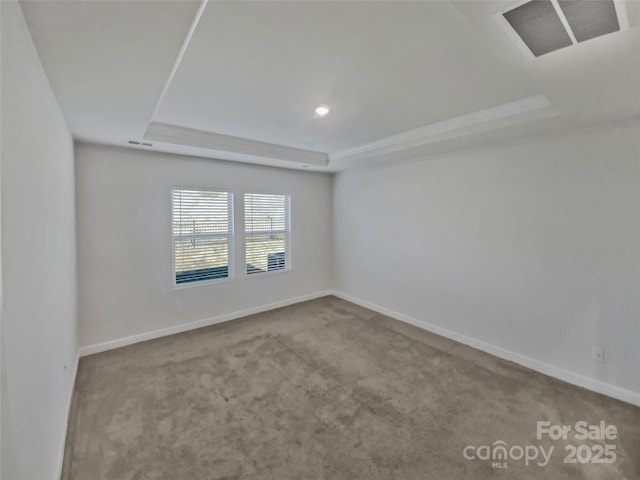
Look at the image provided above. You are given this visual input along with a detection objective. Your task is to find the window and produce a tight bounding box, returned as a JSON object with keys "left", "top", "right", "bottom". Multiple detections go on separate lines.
{"left": 245, "top": 193, "right": 290, "bottom": 275}
{"left": 172, "top": 188, "right": 233, "bottom": 285}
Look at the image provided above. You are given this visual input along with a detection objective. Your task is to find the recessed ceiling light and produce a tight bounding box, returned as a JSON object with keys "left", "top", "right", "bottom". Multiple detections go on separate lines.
{"left": 314, "top": 105, "right": 330, "bottom": 117}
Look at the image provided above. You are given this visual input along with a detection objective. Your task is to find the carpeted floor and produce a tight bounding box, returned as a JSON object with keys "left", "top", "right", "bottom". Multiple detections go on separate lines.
{"left": 63, "top": 296, "right": 640, "bottom": 479}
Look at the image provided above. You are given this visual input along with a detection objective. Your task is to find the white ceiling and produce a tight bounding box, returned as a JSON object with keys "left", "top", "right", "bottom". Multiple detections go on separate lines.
{"left": 19, "top": 0, "right": 640, "bottom": 171}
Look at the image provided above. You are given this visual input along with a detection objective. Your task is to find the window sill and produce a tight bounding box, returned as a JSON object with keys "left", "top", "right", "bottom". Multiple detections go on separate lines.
{"left": 173, "top": 275, "right": 234, "bottom": 289}
{"left": 245, "top": 268, "right": 291, "bottom": 279}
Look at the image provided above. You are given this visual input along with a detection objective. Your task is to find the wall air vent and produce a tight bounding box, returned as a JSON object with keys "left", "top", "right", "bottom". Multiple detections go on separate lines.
{"left": 502, "top": 0, "right": 624, "bottom": 57}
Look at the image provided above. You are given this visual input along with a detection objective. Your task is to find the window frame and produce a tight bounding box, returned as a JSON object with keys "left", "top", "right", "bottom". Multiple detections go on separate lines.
{"left": 243, "top": 192, "right": 292, "bottom": 278}
{"left": 171, "top": 187, "right": 234, "bottom": 289}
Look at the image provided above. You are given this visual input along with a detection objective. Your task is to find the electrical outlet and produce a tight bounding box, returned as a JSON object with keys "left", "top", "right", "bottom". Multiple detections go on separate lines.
{"left": 591, "top": 346, "right": 604, "bottom": 363}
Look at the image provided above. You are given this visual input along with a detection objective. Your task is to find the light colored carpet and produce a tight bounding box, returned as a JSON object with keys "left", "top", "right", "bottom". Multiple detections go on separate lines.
{"left": 63, "top": 296, "right": 640, "bottom": 479}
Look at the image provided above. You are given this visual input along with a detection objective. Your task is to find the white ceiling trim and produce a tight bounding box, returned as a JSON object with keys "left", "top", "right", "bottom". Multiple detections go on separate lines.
{"left": 144, "top": 121, "right": 329, "bottom": 166}
{"left": 144, "top": 96, "right": 558, "bottom": 169}
{"left": 148, "top": 0, "right": 209, "bottom": 124}
{"left": 329, "top": 95, "right": 559, "bottom": 164}
{"left": 139, "top": 2, "right": 561, "bottom": 170}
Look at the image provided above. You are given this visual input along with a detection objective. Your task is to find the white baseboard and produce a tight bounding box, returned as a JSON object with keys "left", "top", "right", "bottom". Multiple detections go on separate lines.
{"left": 79, "top": 290, "right": 333, "bottom": 357}
{"left": 330, "top": 290, "right": 640, "bottom": 408}
{"left": 77, "top": 289, "right": 640, "bottom": 407}
{"left": 57, "top": 349, "right": 79, "bottom": 480}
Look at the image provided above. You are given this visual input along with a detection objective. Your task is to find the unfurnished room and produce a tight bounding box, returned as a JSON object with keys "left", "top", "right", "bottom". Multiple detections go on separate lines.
{"left": 1, "top": 0, "right": 640, "bottom": 479}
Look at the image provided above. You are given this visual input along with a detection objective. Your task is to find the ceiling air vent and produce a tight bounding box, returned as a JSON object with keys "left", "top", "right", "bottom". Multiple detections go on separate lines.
{"left": 557, "top": 0, "right": 619, "bottom": 43}
{"left": 502, "top": 0, "right": 623, "bottom": 57}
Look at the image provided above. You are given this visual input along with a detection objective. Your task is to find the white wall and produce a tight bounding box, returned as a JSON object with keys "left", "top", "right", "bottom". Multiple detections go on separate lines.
{"left": 333, "top": 121, "right": 640, "bottom": 400}
{"left": 75, "top": 143, "right": 332, "bottom": 350}
{"left": 1, "top": 2, "right": 78, "bottom": 479}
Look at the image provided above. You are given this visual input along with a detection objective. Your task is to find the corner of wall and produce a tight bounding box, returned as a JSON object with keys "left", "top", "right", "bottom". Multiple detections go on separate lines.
{"left": 1, "top": 2, "right": 79, "bottom": 478}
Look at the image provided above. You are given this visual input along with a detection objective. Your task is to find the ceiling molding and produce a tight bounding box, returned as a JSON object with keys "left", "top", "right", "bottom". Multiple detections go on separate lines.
{"left": 148, "top": 0, "right": 209, "bottom": 124}
{"left": 145, "top": 96, "right": 558, "bottom": 170}
{"left": 22, "top": 1, "right": 639, "bottom": 172}
{"left": 329, "top": 95, "right": 559, "bottom": 164}
{"left": 144, "top": 122, "right": 329, "bottom": 166}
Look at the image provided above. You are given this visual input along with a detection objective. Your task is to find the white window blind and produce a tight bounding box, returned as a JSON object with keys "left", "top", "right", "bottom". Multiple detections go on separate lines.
{"left": 172, "top": 188, "right": 233, "bottom": 285}
{"left": 245, "top": 193, "right": 290, "bottom": 275}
